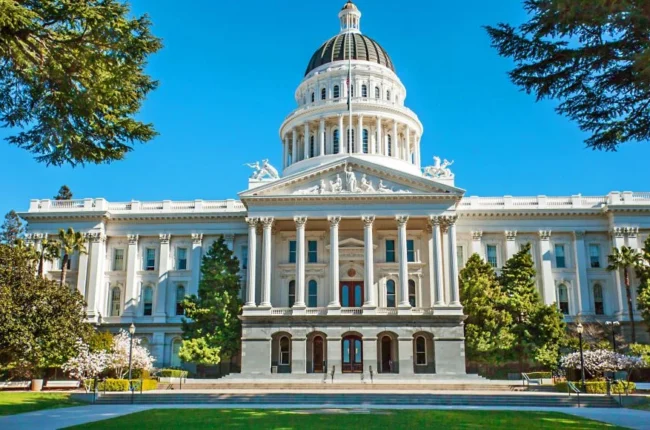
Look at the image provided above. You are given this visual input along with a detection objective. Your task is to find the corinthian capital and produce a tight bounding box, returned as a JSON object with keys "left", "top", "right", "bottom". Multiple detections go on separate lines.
{"left": 361, "top": 216, "right": 375, "bottom": 227}
{"left": 294, "top": 216, "right": 308, "bottom": 227}
{"left": 395, "top": 215, "right": 409, "bottom": 227}
{"left": 328, "top": 216, "right": 341, "bottom": 227}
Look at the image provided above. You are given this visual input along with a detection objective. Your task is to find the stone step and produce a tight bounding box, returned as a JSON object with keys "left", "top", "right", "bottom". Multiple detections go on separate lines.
{"left": 156, "top": 383, "right": 519, "bottom": 391}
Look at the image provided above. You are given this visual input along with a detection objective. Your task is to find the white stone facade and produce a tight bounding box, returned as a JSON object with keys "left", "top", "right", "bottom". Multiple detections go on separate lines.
{"left": 19, "top": 2, "right": 650, "bottom": 374}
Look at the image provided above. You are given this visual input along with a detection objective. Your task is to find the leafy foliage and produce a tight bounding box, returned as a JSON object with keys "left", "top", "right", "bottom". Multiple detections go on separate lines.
{"left": 54, "top": 185, "right": 73, "bottom": 201}
{"left": 607, "top": 245, "right": 643, "bottom": 343}
{"left": 88, "top": 331, "right": 113, "bottom": 353}
{"left": 486, "top": 1, "right": 650, "bottom": 150}
{"left": 57, "top": 228, "right": 86, "bottom": 287}
{"left": 0, "top": 0, "right": 162, "bottom": 166}
{"left": 560, "top": 349, "right": 646, "bottom": 378}
{"left": 36, "top": 236, "right": 60, "bottom": 278}
{"left": 107, "top": 330, "right": 155, "bottom": 379}
{"left": 0, "top": 210, "right": 23, "bottom": 245}
{"left": 635, "top": 237, "right": 650, "bottom": 335}
{"left": 180, "top": 236, "right": 242, "bottom": 365}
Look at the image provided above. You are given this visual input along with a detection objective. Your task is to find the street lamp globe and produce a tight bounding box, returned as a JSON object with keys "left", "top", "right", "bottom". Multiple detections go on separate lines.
{"left": 129, "top": 323, "right": 136, "bottom": 335}
{"left": 576, "top": 323, "right": 583, "bottom": 334}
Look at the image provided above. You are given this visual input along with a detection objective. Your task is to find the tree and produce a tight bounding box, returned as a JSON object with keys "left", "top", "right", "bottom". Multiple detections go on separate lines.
{"left": 57, "top": 228, "right": 86, "bottom": 287}
{"left": 0, "top": 210, "right": 23, "bottom": 245}
{"left": 106, "top": 330, "right": 154, "bottom": 379}
{"left": 54, "top": 185, "right": 73, "bottom": 201}
{"left": 459, "top": 253, "right": 514, "bottom": 367}
{"left": 0, "top": 242, "right": 92, "bottom": 378}
{"left": 37, "top": 236, "right": 60, "bottom": 278}
{"left": 499, "top": 244, "right": 566, "bottom": 371}
{"left": 608, "top": 246, "right": 643, "bottom": 343}
{"left": 61, "top": 339, "right": 108, "bottom": 391}
{"left": 636, "top": 237, "right": 650, "bottom": 336}
{"left": 180, "top": 236, "right": 242, "bottom": 367}
{"left": 88, "top": 331, "right": 114, "bottom": 353}
{"left": 561, "top": 349, "right": 646, "bottom": 380}
{"left": 0, "top": 0, "right": 162, "bottom": 166}
{"left": 486, "top": 1, "right": 650, "bottom": 151}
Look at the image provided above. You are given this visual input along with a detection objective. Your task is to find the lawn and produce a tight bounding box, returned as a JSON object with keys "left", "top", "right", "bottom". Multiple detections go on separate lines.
{"left": 65, "top": 409, "right": 625, "bottom": 430}
{"left": 0, "top": 392, "right": 85, "bottom": 416}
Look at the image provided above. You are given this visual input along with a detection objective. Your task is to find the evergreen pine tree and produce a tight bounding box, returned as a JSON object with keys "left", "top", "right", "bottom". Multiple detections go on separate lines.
{"left": 0, "top": 210, "right": 24, "bottom": 245}
{"left": 180, "top": 236, "right": 242, "bottom": 367}
{"left": 460, "top": 253, "right": 514, "bottom": 367}
{"left": 54, "top": 185, "right": 73, "bottom": 201}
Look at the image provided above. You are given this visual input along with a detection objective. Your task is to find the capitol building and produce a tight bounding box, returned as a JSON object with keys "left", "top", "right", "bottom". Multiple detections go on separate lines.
{"left": 20, "top": 2, "right": 650, "bottom": 376}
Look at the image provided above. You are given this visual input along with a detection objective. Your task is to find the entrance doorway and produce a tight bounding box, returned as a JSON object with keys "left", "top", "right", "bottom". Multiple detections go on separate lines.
{"left": 381, "top": 336, "right": 393, "bottom": 373}
{"left": 342, "top": 335, "right": 363, "bottom": 373}
{"left": 340, "top": 282, "right": 364, "bottom": 307}
{"left": 313, "top": 336, "right": 324, "bottom": 373}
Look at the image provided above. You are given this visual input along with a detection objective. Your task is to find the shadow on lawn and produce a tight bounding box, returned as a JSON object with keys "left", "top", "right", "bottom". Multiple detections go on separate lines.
{"left": 0, "top": 392, "right": 84, "bottom": 416}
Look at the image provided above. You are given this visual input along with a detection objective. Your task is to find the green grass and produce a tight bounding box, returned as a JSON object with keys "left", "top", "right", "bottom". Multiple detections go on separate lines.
{"left": 65, "top": 409, "right": 625, "bottom": 430}
{"left": 0, "top": 392, "right": 85, "bottom": 416}
{"left": 629, "top": 396, "right": 650, "bottom": 411}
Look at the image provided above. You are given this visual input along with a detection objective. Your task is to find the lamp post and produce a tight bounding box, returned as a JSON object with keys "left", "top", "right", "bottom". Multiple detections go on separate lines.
{"left": 576, "top": 323, "right": 586, "bottom": 391}
{"left": 605, "top": 321, "right": 620, "bottom": 352}
{"left": 128, "top": 323, "right": 135, "bottom": 402}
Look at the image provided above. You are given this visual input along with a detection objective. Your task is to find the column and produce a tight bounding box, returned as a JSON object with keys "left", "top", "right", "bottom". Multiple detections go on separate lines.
{"left": 397, "top": 337, "right": 414, "bottom": 375}
{"left": 362, "top": 216, "right": 376, "bottom": 309}
{"left": 123, "top": 234, "right": 139, "bottom": 317}
{"left": 319, "top": 118, "right": 325, "bottom": 156}
{"left": 447, "top": 216, "right": 461, "bottom": 307}
{"left": 260, "top": 217, "right": 274, "bottom": 308}
{"left": 415, "top": 135, "right": 421, "bottom": 167}
{"left": 405, "top": 125, "right": 410, "bottom": 161}
{"left": 357, "top": 114, "right": 363, "bottom": 153}
{"left": 282, "top": 136, "right": 288, "bottom": 169}
{"left": 76, "top": 236, "right": 90, "bottom": 298}
{"left": 392, "top": 121, "right": 398, "bottom": 159}
{"left": 190, "top": 234, "right": 203, "bottom": 297}
{"left": 154, "top": 234, "right": 170, "bottom": 320}
{"left": 610, "top": 227, "right": 625, "bottom": 316}
{"left": 303, "top": 122, "right": 310, "bottom": 159}
{"left": 538, "top": 230, "right": 556, "bottom": 305}
{"left": 375, "top": 116, "right": 381, "bottom": 155}
{"left": 328, "top": 216, "right": 341, "bottom": 310}
{"left": 573, "top": 231, "right": 589, "bottom": 315}
{"left": 293, "top": 217, "right": 307, "bottom": 309}
{"left": 85, "top": 233, "right": 106, "bottom": 320}
{"left": 244, "top": 219, "right": 258, "bottom": 307}
{"left": 430, "top": 217, "right": 445, "bottom": 306}
{"left": 505, "top": 230, "right": 517, "bottom": 259}
{"left": 396, "top": 216, "right": 410, "bottom": 309}
{"left": 471, "top": 231, "right": 483, "bottom": 258}
{"left": 291, "top": 129, "right": 297, "bottom": 163}
{"left": 338, "top": 115, "right": 345, "bottom": 154}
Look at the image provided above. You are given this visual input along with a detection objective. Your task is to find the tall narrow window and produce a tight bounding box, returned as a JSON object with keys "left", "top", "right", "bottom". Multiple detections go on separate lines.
{"left": 555, "top": 244, "right": 566, "bottom": 268}
{"left": 279, "top": 336, "right": 290, "bottom": 365}
{"left": 486, "top": 245, "right": 497, "bottom": 268}
{"left": 415, "top": 336, "right": 426, "bottom": 365}
{"left": 113, "top": 249, "right": 125, "bottom": 271}
{"left": 309, "top": 135, "right": 315, "bottom": 158}
{"left": 308, "top": 240, "right": 317, "bottom": 263}
{"left": 408, "top": 279, "right": 416, "bottom": 307}
{"left": 387, "top": 135, "right": 392, "bottom": 156}
{"left": 362, "top": 129, "right": 369, "bottom": 153}
{"left": 308, "top": 280, "right": 318, "bottom": 307}
{"left": 589, "top": 244, "right": 601, "bottom": 268}
{"left": 457, "top": 246, "right": 464, "bottom": 267}
{"left": 242, "top": 245, "right": 248, "bottom": 270}
{"left": 350, "top": 85, "right": 354, "bottom": 97}
{"left": 385, "top": 239, "right": 396, "bottom": 262}
{"left": 175, "top": 285, "right": 185, "bottom": 315}
{"left": 311, "top": 92, "right": 315, "bottom": 103}
{"left": 288, "top": 280, "right": 296, "bottom": 307}
{"left": 341, "top": 284, "right": 350, "bottom": 307}
{"left": 386, "top": 280, "right": 396, "bottom": 308}
{"left": 593, "top": 283, "right": 604, "bottom": 315}
{"left": 347, "top": 128, "right": 355, "bottom": 153}
{"left": 333, "top": 85, "right": 340, "bottom": 99}
{"left": 375, "top": 86, "right": 380, "bottom": 99}
{"left": 558, "top": 284, "right": 569, "bottom": 314}
{"left": 362, "top": 84, "right": 367, "bottom": 98}
{"left": 143, "top": 286, "right": 153, "bottom": 316}
{"left": 333, "top": 129, "right": 340, "bottom": 154}
{"left": 289, "top": 240, "right": 297, "bottom": 263}
{"left": 407, "top": 239, "right": 415, "bottom": 262}
{"left": 386, "top": 90, "right": 391, "bottom": 101}
{"left": 321, "top": 88, "right": 326, "bottom": 100}
{"left": 110, "top": 287, "right": 121, "bottom": 317}
{"left": 176, "top": 247, "right": 187, "bottom": 270}
{"left": 171, "top": 339, "right": 182, "bottom": 367}
{"left": 145, "top": 248, "right": 155, "bottom": 271}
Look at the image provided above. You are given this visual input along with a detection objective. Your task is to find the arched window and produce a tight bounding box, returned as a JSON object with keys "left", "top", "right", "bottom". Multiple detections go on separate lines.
{"left": 408, "top": 279, "right": 416, "bottom": 307}
{"left": 289, "top": 280, "right": 296, "bottom": 307}
{"left": 386, "top": 90, "right": 391, "bottom": 101}
{"left": 333, "top": 129, "right": 340, "bottom": 154}
{"left": 375, "top": 86, "right": 380, "bottom": 99}
{"left": 321, "top": 88, "right": 326, "bottom": 100}
{"left": 279, "top": 336, "right": 290, "bottom": 365}
{"left": 308, "top": 280, "right": 318, "bottom": 307}
{"left": 171, "top": 338, "right": 182, "bottom": 367}
{"left": 309, "top": 135, "right": 315, "bottom": 158}
{"left": 175, "top": 285, "right": 185, "bottom": 316}
{"left": 558, "top": 284, "right": 569, "bottom": 314}
{"left": 110, "top": 286, "right": 121, "bottom": 317}
{"left": 143, "top": 285, "right": 153, "bottom": 316}
{"left": 386, "top": 280, "right": 396, "bottom": 308}
{"left": 362, "top": 129, "right": 369, "bottom": 153}
{"left": 387, "top": 135, "right": 392, "bottom": 156}
{"left": 333, "top": 85, "right": 340, "bottom": 99}
{"left": 415, "top": 336, "right": 426, "bottom": 365}
{"left": 362, "top": 84, "right": 367, "bottom": 98}
{"left": 311, "top": 92, "right": 315, "bottom": 103}
{"left": 341, "top": 284, "right": 349, "bottom": 307}
{"left": 347, "top": 128, "right": 355, "bottom": 153}
{"left": 593, "top": 283, "right": 604, "bottom": 315}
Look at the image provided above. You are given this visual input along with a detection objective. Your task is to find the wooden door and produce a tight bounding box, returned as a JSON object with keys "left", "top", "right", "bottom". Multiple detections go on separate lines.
{"left": 313, "top": 336, "right": 324, "bottom": 373}
{"left": 340, "top": 282, "right": 364, "bottom": 307}
{"left": 342, "top": 335, "right": 363, "bottom": 373}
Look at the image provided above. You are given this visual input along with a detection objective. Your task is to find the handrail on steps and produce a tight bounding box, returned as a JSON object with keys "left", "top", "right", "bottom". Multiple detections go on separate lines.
{"left": 567, "top": 381, "right": 581, "bottom": 408}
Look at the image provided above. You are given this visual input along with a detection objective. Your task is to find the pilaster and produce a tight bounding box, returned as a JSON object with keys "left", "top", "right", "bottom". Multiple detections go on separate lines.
{"left": 190, "top": 234, "right": 203, "bottom": 297}
{"left": 260, "top": 217, "right": 274, "bottom": 308}
{"left": 293, "top": 216, "right": 308, "bottom": 312}
{"left": 538, "top": 230, "right": 556, "bottom": 305}
{"left": 154, "top": 233, "right": 170, "bottom": 322}
{"left": 123, "top": 234, "right": 139, "bottom": 317}
{"left": 505, "top": 230, "right": 517, "bottom": 259}
{"left": 573, "top": 231, "right": 589, "bottom": 315}
{"left": 396, "top": 215, "right": 411, "bottom": 314}
{"left": 85, "top": 232, "right": 106, "bottom": 321}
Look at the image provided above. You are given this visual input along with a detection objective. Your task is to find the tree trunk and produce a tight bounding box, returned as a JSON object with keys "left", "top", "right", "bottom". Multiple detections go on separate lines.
{"left": 60, "top": 254, "right": 68, "bottom": 287}
{"left": 624, "top": 268, "right": 636, "bottom": 343}
{"left": 38, "top": 252, "right": 44, "bottom": 278}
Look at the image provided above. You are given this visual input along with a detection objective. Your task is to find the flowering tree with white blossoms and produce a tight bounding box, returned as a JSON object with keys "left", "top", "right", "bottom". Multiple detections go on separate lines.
{"left": 560, "top": 349, "right": 646, "bottom": 379}
{"left": 62, "top": 340, "right": 108, "bottom": 392}
{"left": 107, "top": 330, "right": 155, "bottom": 379}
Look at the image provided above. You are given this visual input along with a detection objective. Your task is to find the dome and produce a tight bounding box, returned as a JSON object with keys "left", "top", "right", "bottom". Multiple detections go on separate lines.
{"left": 305, "top": 32, "right": 395, "bottom": 76}
{"left": 341, "top": 1, "right": 358, "bottom": 11}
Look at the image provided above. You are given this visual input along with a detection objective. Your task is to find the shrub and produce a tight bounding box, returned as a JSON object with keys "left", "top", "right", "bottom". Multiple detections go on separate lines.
{"left": 85, "top": 378, "right": 158, "bottom": 392}
{"left": 159, "top": 369, "right": 187, "bottom": 378}
{"left": 527, "top": 372, "right": 552, "bottom": 379}
{"left": 555, "top": 380, "right": 636, "bottom": 394}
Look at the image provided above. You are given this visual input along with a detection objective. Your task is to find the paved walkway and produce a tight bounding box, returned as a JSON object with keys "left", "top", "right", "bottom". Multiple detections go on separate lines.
{"left": 1, "top": 403, "right": 648, "bottom": 430}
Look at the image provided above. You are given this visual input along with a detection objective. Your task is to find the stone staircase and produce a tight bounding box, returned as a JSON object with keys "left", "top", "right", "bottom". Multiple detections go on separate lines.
{"left": 95, "top": 392, "right": 620, "bottom": 408}
{"left": 156, "top": 382, "right": 520, "bottom": 391}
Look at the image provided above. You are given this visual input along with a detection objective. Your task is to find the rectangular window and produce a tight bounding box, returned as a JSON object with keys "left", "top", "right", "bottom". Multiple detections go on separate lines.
{"left": 486, "top": 245, "right": 497, "bottom": 268}
{"left": 242, "top": 245, "right": 248, "bottom": 270}
{"left": 386, "top": 239, "right": 396, "bottom": 263}
{"left": 145, "top": 248, "right": 156, "bottom": 271}
{"left": 589, "top": 244, "right": 601, "bottom": 268}
{"left": 555, "top": 244, "right": 566, "bottom": 268}
{"left": 289, "top": 240, "right": 297, "bottom": 263}
{"left": 457, "top": 246, "right": 464, "bottom": 267}
{"left": 113, "top": 249, "right": 125, "bottom": 271}
{"left": 407, "top": 240, "right": 415, "bottom": 262}
{"left": 176, "top": 248, "right": 187, "bottom": 270}
{"left": 308, "top": 240, "right": 317, "bottom": 263}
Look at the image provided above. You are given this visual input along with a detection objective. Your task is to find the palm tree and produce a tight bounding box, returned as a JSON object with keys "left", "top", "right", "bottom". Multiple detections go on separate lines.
{"left": 607, "top": 246, "right": 643, "bottom": 343}
{"left": 38, "top": 236, "right": 60, "bottom": 278}
{"left": 57, "top": 228, "right": 86, "bottom": 287}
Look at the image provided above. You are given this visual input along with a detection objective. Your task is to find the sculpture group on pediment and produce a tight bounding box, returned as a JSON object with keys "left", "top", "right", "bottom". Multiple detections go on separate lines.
{"left": 292, "top": 166, "right": 411, "bottom": 195}
{"left": 423, "top": 156, "right": 454, "bottom": 179}
{"left": 245, "top": 159, "right": 280, "bottom": 180}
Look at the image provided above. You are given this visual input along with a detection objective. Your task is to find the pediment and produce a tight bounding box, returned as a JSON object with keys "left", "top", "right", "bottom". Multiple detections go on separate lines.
{"left": 339, "top": 238, "right": 365, "bottom": 248}
{"left": 239, "top": 157, "right": 464, "bottom": 200}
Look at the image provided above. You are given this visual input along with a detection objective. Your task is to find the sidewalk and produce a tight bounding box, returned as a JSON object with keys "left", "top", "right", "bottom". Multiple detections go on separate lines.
{"left": 0, "top": 403, "right": 647, "bottom": 430}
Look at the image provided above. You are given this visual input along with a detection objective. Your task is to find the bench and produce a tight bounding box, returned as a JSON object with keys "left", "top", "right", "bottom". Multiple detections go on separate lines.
{"left": 44, "top": 380, "right": 81, "bottom": 390}
{"left": 0, "top": 381, "right": 32, "bottom": 390}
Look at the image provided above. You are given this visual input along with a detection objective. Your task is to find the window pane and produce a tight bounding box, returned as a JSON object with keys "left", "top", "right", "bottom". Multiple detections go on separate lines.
{"left": 334, "top": 85, "right": 340, "bottom": 98}
{"left": 242, "top": 246, "right": 248, "bottom": 270}
{"left": 289, "top": 241, "right": 296, "bottom": 263}
{"left": 555, "top": 245, "right": 566, "bottom": 268}
{"left": 386, "top": 280, "right": 396, "bottom": 308}
{"left": 111, "top": 288, "right": 121, "bottom": 316}
{"left": 145, "top": 249, "right": 155, "bottom": 270}
{"left": 408, "top": 280, "right": 416, "bottom": 307}
{"left": 354, "top": 284, "right": 362, "bottom": 307}
{"left": 143, "top": 286, "right": 153, "bottom": 316}
{"left": 176, "top": 285, "right": 185, "bottom": 315}
{"left": 386, "top": 240, "right": 395, "bottom": 262}
{"left": 342, "top": 285, "right": 350, "bottom": 307}
{"left": 308, "top": 240, "right": 317, "bottom": 263}
{"left": 407, "top": 240, "right": 415, "bottom": 262}
{"left": 558, "top": 285, "right": 569, "bottom": 314}
{"left": 486, "top": 245, "right": 497, "bottom": 267}
{"left": 362, "top": 129, "right": 369, "bottom": 153}
{"left": 113, "top": 249, "right": 124, "bottom": 271}
{"left": 594, "top": 284, "right": 604, "bottom": 315}
{"left": 589, "top": 244, "right": 600, "bottom": 268}
{"left": 177, "top": 248, "right": 187, "bottom": 270}
{"left": 343, "top": 340, "right": 350, "bottom": 363}
{"left": 308, "top": 280, "right": 317, "bottom": 307}
{"left": 456, "top": 246, "right": 464, "bottom": 266}
{"left": 289, "top": 280, "right": 296, "bottom": 307}
{"left": 354, "top": 339, "right": 362, "bottom": 363}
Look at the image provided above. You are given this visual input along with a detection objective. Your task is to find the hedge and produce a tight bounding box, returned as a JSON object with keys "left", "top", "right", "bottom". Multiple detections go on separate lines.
{"left": 526, "top": 372, "right": 552, "bottom": 380}
{"left": 555, "top": 380, "right": 635, "bottom": 394}
{"left": 158, "top": 369, "right": 188, "bottom": 378}
{"left": 85, "top": 378, "right": 158, "bottom": 392}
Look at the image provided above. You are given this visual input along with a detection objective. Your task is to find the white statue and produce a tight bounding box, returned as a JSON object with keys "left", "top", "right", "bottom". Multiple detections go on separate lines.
{"left": 318, "top": 179, "right": 327, "bottom": 194}
{"left": 359, "top": 174, "right": 375, "bottom": 192}
{"left": 378, "top": 180, "right": 392, "bottom": 193}
{"left": 330, "top": 174, "right": 343, "bottom": 193}
{"left": 423, "top": 156, "right": 454, "bottom": 179}
{"left": 244, "top": 161, "right": 262, "bottom": 179}
{"left": 245, "top": 159, "right": 280, "bottom": 180}
{"left": 261, "top": 159, "right": 280, "bottom": 179}
{"left": 345, "top": 165, "right": 357, "bottom": 192}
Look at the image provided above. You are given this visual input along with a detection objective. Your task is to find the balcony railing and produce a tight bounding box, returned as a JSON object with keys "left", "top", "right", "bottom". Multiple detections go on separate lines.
{"left": 252, "top": 307, "right": 437, "bottom": 316}
{"left": 28, "top": 198, "right": 246, "bottom": 214}
{"left": 457, "top": 192, "right": 649, "bottom": 211}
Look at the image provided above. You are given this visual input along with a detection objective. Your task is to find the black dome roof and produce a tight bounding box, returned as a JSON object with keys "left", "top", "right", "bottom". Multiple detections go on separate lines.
{"left": 305, "top": 32, "right": 394, "bottom": 76}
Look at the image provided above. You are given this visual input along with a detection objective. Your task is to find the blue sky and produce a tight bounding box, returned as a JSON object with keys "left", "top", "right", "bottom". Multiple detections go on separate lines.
{"left": 2, "top": 0, "right": 649, "bottom": 217}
